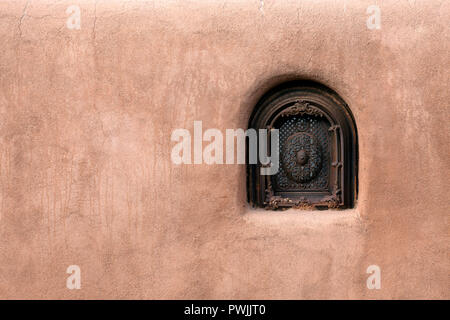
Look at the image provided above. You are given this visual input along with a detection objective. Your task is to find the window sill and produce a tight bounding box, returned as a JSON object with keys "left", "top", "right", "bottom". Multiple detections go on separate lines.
{"left": 243, "top": 206, "right": 362, "bottom": 230}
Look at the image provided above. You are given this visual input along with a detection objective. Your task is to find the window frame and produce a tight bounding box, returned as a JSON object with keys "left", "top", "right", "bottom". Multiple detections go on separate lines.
{"left": 247, "top": 81, "right": 358, "bottom": 210}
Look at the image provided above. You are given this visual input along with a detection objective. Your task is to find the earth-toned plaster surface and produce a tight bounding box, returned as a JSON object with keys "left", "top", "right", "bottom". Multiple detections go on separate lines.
{"left": 0, "top": 0, "right": 448, "bottom": 299}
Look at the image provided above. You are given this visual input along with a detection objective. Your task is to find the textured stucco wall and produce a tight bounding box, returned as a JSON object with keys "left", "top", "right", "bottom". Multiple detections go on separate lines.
{"left": 0, "top": 0, "right": 448, "bottom": 299}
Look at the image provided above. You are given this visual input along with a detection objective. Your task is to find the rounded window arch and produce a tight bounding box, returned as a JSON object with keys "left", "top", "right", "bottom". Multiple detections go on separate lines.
{"left": 247, "top": 81, "right": 358, "bottom": 210}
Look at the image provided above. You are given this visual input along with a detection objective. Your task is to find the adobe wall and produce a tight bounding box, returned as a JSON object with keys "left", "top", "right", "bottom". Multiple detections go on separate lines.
{"left": 0, "top": 0, "right": 448, "bottom": 299}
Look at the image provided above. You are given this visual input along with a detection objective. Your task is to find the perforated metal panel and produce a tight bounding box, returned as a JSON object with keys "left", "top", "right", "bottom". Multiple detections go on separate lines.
{"left": 275, "top": 115, "right": 330, "bottom": 192}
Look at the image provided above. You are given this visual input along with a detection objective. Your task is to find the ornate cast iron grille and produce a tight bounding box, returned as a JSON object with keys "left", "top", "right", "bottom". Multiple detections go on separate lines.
{"left": 247, "top": 82, "right": 358, "bottom": 210}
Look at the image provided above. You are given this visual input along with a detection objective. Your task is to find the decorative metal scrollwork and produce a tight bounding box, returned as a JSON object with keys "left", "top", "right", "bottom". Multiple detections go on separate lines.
{"left": 280, "top": 100, "right": 325, "bottom": 118}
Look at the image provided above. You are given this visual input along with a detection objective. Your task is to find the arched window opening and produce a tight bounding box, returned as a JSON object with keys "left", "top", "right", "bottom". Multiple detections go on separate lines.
{"left": 247, "top": 81, "right": 358, "bottom": 210}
